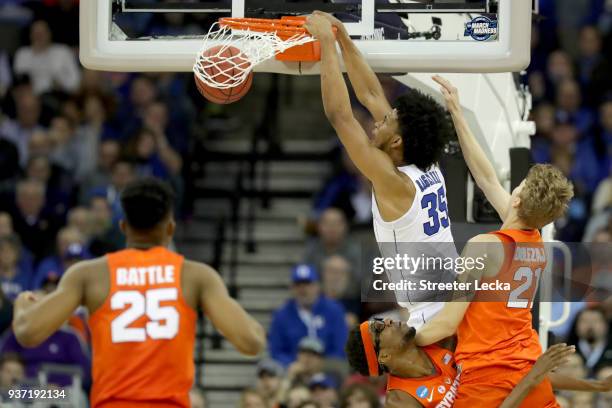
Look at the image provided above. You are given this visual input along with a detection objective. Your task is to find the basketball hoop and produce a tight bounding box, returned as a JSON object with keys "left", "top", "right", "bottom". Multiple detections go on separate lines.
{"left": 194, "top": 17, "right": 320, "bottom": 89}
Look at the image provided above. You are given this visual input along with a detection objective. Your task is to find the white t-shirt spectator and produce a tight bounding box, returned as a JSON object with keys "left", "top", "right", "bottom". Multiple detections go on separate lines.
{"left": 14, "top": 44, "right": 80, "bottom": 94}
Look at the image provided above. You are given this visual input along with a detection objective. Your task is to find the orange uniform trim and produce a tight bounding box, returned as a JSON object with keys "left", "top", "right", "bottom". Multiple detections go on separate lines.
{"left": 360, "top": 321, "right": 380, "bottom": 377}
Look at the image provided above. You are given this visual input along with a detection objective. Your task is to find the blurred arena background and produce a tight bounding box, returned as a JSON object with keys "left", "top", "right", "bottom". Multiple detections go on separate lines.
{"left": 0, "top": 1, "right": 610, "bottom": 407}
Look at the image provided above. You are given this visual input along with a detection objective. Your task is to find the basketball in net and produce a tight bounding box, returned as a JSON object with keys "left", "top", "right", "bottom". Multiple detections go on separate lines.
{"left": 194, "top": 45, "right": 253, "bottom": 105}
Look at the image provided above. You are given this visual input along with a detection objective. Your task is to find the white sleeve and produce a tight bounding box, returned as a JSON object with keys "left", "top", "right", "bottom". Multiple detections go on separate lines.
{"left": 55, "top": 46, "right": 81, "bottom": 92}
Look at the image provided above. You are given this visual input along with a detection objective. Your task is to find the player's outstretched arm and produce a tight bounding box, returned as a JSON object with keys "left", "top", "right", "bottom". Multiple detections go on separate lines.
{"left": 415, "top": 234, "right": 503, "bottom": 346}
{"left": 13, "top": 262, "right": 86, "bottom": 347}
{"left": 304, "top": 15, "right": 399, "bottom": 186}
{"left": 432, "top": 75, "right": 511, "bottom": 220}
{"left": 314, "top": 11, "right": 392, "bottom": 122}
{"left": 549, "top": 372, "right": 612, "bottom": 392}
{"left": 197, "top": 264, "right": 266, "bottom": 356}
{"left": 499, "top": 343, "right": 575, "bottom": 408}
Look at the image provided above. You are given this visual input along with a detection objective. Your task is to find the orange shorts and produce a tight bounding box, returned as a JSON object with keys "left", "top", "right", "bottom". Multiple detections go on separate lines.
{"left": 453, "top": 366, "right": 560, "bottom": 408}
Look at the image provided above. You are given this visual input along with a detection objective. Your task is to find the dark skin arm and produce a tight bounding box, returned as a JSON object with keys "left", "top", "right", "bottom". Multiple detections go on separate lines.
{"left": 13, "top": 260, "right": 90, "bottom": 347}
{"left": 313, "top": 11, "right": 392, "bottom": 122}
{"left": 499, "top": 344, "right": 575, "bottom": 408}
{"left": 188, "top": 261, "right": 266, "bottom": 356}
{"left": 304, "top": 14, "right": 412, "bottom": 218}
{"left": 385, "top": 390, "right": 423, "bottom": 408}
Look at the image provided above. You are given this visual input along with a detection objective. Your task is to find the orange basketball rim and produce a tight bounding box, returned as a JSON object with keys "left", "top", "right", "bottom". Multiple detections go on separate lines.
{"left": 219, "top": 16, "right": 335, "bottom": 62}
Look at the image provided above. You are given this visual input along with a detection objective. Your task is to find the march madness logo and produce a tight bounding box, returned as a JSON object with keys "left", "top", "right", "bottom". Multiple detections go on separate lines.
{"left": 464, "top": 16, "right": 498, "bottom": 41}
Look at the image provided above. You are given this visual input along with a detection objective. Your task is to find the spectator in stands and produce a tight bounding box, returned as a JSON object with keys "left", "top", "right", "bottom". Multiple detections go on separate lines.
{"left": 0, "top": 213, "right": 12, "bottom": 238}
{"left": 10, "top": 179, "right": 60, "bottom": 261}
{"left": 286, "top": 386, "right": 312, "bottom": 408}
{"left": 555, "top": 79, "right": 594, "bottom": 135}
{"left": 568, "top": 307, "right": 612, "bottom": 375}
{"left": 42, "top": 0, "right": 80, "bottom": 47}
{"left": 240, "top": 389, "right": 267, "bottom": 408}
{"left": 0, "top": 353, "right": 25, "bottom": 391}
{"left": 75, "top": 94, "right": 108, "bottom": 180}
{"left": 312, "top": 151, "right": 372, "bottom": 224}
{"left": 67, "top": 206, "right": 94, "bottom": 243}
{"left": 303, "top": 208, "right": 360, "bottom": 278}
{"left": 308, "top": 373, "right": 338, "bottom": 408}
{"left": 26, "top": 155, "right": 76, "bottom": 219}
{"left": 0, "top": 91, "right": 44, "bottom": 166}
{"left": 338, "top": 383, "right": 381, "bottom": 408}
{"left": 268, "top": 265, "right": 348, "bottom": 366}
{"left": 48, "top": 115, "right": 81, "bottom": 172}
{"left": 0, "top": 325, "right": 90, "bottom": 389}
{"left": 125, "top": 127, "right": 182, "bottom": 179}
{"left": 189, "top": 387, "right": 207, "bottom": 408}
{"left": 32, "top": 227, "right": 86, "bottom": 290}
{"left": 321, "top": 255, "right": 359, "bottom": 320}
{"left": 87, "top": 195, "right": 123, "bottom": 257}
{"left": 0, "top": 235, "right": 33, "bottom": 300}
{"left": 255, "top": 359, "right": 283, "bottom": 408}
{"left": 276, "top": 338, "right": 326, "bottom": 405}
{"left": 13, "top": 20, "right": 80, "bottom": 94}
{"left": 79, "top": 139, "right": 121, "bottom": 204}
{"left": 88, "top": 159, "right": 136, "bottom": 224}
{"left": 0, "top": 287, "right": 13, "bottom": 335}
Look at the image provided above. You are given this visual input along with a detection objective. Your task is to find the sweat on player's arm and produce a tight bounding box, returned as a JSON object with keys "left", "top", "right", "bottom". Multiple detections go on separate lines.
{"left": 415, "top": 233, "right": 505, "bottom": 346}
{"left": 433, "top": 75, "right": 511, "bottom": 220}
{"left": 304, "top": 14, "right": 407, "bottom": 195}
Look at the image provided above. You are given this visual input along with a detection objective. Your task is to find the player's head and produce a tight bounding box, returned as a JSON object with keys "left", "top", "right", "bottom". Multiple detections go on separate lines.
{"left": 119, "top": 178, "right": 175, "bottom": 245}
{"left": 345, "top": 319, "right": 417, "bottom": 377}
{"left": 372, "top": 89, "right": 453, "bottom": 171}
{"left": 508, "top": 164, "right": 574, "bottom": 229}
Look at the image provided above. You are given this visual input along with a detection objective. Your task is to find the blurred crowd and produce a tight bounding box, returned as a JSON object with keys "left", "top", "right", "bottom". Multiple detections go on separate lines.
{"left": 0, "top": 1, "right": 610, "bottom": 408}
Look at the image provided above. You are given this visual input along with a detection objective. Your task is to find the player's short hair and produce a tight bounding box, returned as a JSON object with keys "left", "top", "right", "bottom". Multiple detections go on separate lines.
{"left": 518, "top": 164, "right": 574, "bottom": 228}
{"left": 120, "top": 178, "right": 175, "bottom": 231}
{"left": 345, "top": 326, "right": 370, "bottom": 376}
{"left": 393, "top": 89, "right": 454, "bottom": 171}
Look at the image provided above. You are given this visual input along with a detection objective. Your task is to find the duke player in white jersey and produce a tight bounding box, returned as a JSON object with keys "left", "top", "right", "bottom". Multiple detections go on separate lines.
{"left": 306, "top": 13, "right": 458, "bottom": 328}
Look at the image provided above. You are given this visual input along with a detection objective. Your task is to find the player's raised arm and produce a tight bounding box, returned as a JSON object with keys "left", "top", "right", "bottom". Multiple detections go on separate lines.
{"left": 433, "top": 75, "right": 511, "bottom": 220}
{"left": 415, "top": 234, "right": 504, "bottom": 346}
{"left": 195, "top": 262, "right": 266, "bottom": 356}
{"left": 13, "top": 261, "right": 87, "bottom": 347}
{"left": 304, "top": 14, "right": 398, "bottom": 186}
{"left": 314, "top": 11, "right": 392, "bottom": 122}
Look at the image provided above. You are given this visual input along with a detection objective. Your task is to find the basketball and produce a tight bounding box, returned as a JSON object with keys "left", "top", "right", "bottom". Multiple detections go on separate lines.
{"left": 194, "top": 45, "right": 253, "bottom": 105}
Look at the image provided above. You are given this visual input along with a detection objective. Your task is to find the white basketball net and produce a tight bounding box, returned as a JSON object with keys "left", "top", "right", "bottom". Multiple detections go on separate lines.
{"left": 194, "top": 23, "right": 315, "bottom": 89}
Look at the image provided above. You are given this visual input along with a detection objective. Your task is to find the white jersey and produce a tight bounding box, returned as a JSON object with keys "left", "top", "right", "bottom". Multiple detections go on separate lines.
{"left": 372, "top": 164, "right": 458, "bottom": 328}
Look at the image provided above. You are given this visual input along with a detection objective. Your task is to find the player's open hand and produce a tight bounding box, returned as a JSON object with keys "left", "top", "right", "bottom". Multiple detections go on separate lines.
{"left": 432, "top": 75, "right": 461, "bottom": 114}
{"left": 305, "top": 14, "right": 335, "bottom": 41}
{"left": 529, "top": 343, "right": 576, "bottom": 384}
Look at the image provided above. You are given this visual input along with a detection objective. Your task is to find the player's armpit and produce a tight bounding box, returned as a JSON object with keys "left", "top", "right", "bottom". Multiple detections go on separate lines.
{"left": 385, "top": 390, "right": 423, "bottom": 408}
{"left": 198, "top": 265, "right": 266, "bottom": 356}
{"left": 13, "top": 261, "right": 87, "bottom": 347}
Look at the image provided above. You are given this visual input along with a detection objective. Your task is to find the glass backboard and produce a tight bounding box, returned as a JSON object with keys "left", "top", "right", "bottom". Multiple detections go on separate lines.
{"left": 80, "top": 1, "right": 532, "bottom": 73}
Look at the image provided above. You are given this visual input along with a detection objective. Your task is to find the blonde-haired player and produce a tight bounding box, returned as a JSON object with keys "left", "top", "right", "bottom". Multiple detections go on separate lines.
{"left": 415, "top": 76, "right": 574, "bottom": 407}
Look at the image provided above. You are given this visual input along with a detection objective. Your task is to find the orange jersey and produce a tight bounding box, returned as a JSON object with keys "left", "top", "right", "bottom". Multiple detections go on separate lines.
{"left": 89, "top": 247, "right": 197, "bottom": 408}
{"left": 455, "top": 229, "right": 546, "bottom": 374}
{"left": 387, "top": 345, "right": 459, "bottom": 408}
{"left": 454, "top": 229, "right": 559, "bottom": 408}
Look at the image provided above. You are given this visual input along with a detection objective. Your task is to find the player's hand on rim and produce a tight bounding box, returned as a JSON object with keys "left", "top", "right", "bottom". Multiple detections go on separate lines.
{"left": 305, "top": 13, "right": 335, "bottom": 40}
{"left": 432, "top": 75, "right": 461, "bottom": 114}
{"left": 313, "top": 10, "right": 346, "bottom": 32}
